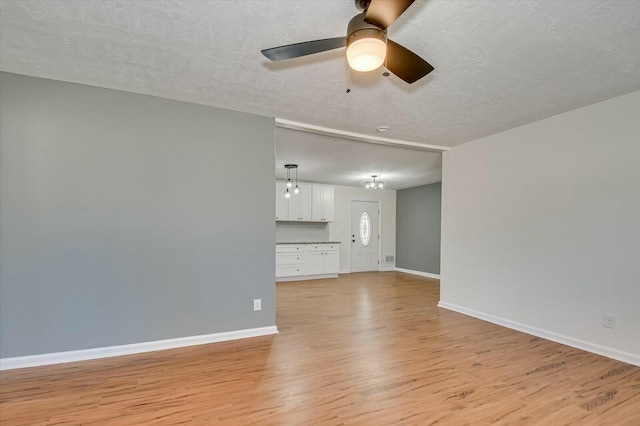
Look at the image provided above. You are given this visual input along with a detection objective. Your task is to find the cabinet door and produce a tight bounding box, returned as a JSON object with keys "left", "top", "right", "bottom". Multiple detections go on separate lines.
{"left": 322, "top": 187, "right": 334, "bottom": 222}
{"left": 311, "top": 187, "right": 334, "bottom": 222}
{"left": 307, "top": 252, "right": 324, "bottom": 275}
{"left": 298, "top": 184, "right": 312, "bottom": 221}
{"left": 288, "top": 190, "right": 301, "bottom": 221}
{"left": 312, "top": 186, "right": 324, "bottom": 222}
{"left": 275, "top": 182, "right": 288, "bottom": 221}
{"left": 324, "top": 251, "right": 339, "bottom": 274}
{"left": 288, "top": 184, "right": 312, "bottom": 221}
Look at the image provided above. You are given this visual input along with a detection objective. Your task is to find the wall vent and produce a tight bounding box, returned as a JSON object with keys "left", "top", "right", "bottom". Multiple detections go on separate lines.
{"left": 385, "top": 255, "right": 395, "bottom": 263}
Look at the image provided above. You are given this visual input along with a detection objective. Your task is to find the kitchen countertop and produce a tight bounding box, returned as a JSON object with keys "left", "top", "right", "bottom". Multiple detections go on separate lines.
{"left": 276, "top": 241, "right": 341, "bottom": 245}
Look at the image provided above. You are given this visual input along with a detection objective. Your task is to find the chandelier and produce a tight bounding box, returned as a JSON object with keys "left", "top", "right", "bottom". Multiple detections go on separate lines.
{"left": 365, "top": 175, "right": 384, "bottom": 190}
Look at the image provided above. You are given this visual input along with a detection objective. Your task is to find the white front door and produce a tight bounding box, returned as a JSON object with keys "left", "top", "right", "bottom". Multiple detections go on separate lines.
{"left": 350, "top": 201, "right": 379, "bottom": 273}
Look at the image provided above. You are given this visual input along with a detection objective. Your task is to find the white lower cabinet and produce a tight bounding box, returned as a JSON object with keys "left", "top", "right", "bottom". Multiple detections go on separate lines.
{"left": 276, "top": 245, "right": 305, "bottom": 277}
{"left": 276, "top": 243, "right": 340, "bottom": 281}
{"left": 306, "top": 244, "right": 340, "bottom": 275}
{"left": 306, "top": 252, "right": 324, "bottom": 275}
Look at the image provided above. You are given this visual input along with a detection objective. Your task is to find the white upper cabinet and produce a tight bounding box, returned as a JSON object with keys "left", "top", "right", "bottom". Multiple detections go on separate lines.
{"left": 312, "top": 186, "right": 334, "bottom": 222}
{"left": 323, "top": 187, "right": 334, "bottom": 222}
{"left": 275, "top": 182, "right": 313, "bottom": 221}
{"left": 288, "top": 184, "right": 312, "bottom": 221}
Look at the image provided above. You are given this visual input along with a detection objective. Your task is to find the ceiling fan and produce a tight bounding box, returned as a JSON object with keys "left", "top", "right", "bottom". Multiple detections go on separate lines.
{"left": 261, "top": 0, "right": 434, "bottom": 84}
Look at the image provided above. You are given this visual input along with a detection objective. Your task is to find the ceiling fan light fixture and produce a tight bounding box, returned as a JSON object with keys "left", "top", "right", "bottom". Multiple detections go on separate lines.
{"left": 346, "top": 35, "right": 386, "bottom": 72}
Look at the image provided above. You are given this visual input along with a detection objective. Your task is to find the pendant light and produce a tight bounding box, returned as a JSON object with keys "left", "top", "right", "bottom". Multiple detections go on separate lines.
{"left": 293, "top": 166, "right": 300, "bottom": 194}
{"left": 283, "top": 164, "right": 299, "bottom": 198}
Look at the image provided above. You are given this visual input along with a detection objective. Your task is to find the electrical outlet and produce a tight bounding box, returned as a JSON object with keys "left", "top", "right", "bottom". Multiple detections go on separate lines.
{"left": 603, "top": 314, "right": 616, "bottom": 329}
{"left": 253, "top": 299, "right": 262, "bottom": 311}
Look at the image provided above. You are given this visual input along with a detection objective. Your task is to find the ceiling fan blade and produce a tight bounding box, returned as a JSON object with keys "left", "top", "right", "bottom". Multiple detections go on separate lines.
{"left": 261, "top": 37, "right": 346, "bottom": 61}
{"left": 364, "top": 0, "right": 416, "bottom": 29}
{"left": 385, "top": 39, "right": 434, "bottom": 84}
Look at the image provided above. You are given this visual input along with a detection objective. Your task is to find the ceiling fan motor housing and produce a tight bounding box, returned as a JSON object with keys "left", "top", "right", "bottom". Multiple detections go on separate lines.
{"left": 347, "top": 13, "right": 387, "bottom": 47}
{"left": 355, "top": 0, "right": 372, "bottom": 11}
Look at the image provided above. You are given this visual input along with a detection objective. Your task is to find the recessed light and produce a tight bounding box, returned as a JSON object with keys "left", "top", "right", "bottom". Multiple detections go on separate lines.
{"left": 377, "top": 125, "right": 390, "bottom": 132}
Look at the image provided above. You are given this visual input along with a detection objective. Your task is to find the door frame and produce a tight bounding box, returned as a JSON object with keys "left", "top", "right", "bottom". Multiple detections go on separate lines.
{"left": 349, "top": 200, "right": 382, "bottom": 273}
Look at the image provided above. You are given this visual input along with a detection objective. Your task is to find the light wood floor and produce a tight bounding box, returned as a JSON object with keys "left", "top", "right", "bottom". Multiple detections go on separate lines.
{"left": 1, "top": 272, "right": 638, "bottom": 425}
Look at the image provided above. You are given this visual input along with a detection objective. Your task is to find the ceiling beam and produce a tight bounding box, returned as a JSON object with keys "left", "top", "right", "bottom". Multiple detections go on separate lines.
{"left": 275, "top": 118, "right": 450, "bottom": 152}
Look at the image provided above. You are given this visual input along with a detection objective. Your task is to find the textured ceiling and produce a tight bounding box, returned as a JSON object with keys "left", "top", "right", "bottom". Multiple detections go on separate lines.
{"left": 2, "top": 0, "right": 640, "bottom": 188}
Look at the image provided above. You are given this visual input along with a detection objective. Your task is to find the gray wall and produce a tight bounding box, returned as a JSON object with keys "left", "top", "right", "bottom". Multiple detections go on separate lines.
{"left": 396, "top": 182, "right": 441, "bottom": 274}
{"left": 0, "top": 72, "right": 276, "bottom": 358}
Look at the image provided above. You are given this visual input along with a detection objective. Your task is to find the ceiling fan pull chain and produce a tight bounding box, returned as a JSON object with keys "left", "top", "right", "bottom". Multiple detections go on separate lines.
{"left": 346, "top": 63, "right": 352, "bottom": 94}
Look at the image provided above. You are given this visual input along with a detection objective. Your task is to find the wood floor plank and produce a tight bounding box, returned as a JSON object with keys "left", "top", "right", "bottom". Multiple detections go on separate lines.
{"left": 1, "top": 272, "right": 638, "bottom": 424}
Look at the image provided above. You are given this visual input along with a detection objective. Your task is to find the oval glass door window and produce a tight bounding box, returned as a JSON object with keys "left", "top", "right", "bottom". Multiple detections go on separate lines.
{"left": 359, "top": 212, "right": 371, "bottom": 247}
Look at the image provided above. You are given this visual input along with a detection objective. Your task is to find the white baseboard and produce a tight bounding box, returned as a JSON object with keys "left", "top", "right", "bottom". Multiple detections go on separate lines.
{"left": 339, "top": 269, "right": 351, "bottom": 274}
{"left": 437, "top": 301, "right": 640, "bottom": 367}
{"left": 0, "top": 325, "right": 279, "bottom": 371}
{"left": 379, "top": 265, "right": 396, "bottom": 272}
{"left": 276, "top": 273, "right": 338, "bottom": 282}
{"left": 394, "top": 267, "right": 440, "bottom": 280}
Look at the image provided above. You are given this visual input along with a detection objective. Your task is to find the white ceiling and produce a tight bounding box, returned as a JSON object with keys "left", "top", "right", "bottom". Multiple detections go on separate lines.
{"left": 276, "top": 127, "right": 442, "bottom": 190}
{"left": 2, "top": 0, "right": 640, "bottom": 189}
